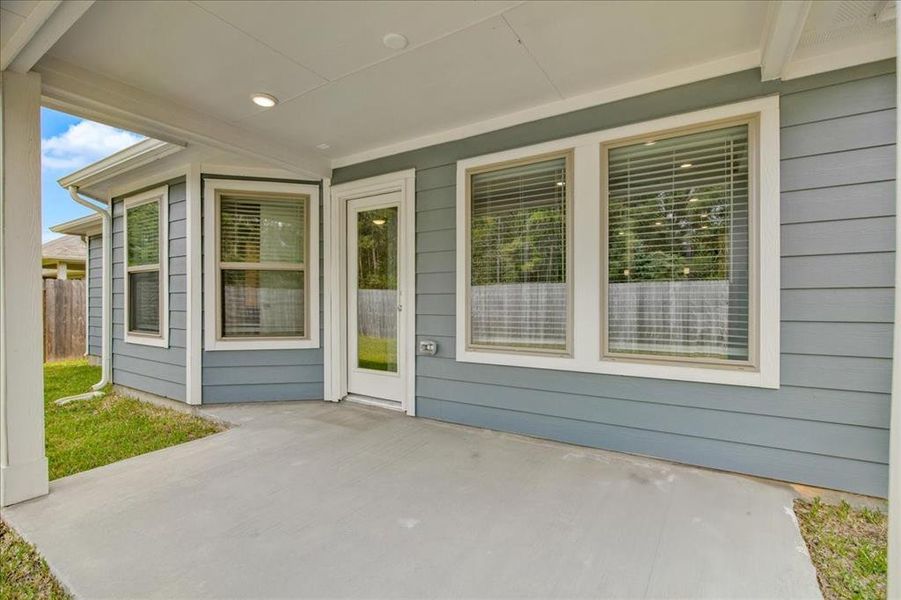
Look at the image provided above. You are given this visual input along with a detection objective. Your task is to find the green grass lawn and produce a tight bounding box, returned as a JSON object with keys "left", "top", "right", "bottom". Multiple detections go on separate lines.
{"left": 44, "top": 360, "right": 223, "bottom": 480}
{"left": 795, "top": 498, "right": 888, "bottom": 600}
{"left": 2, "top": 359, "right": 224, "bottom": 599}
{"left": 358, "top": 335, "right": 397, "bottom": 372}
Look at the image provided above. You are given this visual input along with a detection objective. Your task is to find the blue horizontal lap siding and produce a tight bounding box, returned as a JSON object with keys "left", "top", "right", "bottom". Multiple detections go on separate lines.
{"left": 201, "top": 187, "right": 324, "bottom": 403}
{"left": 87, "top": 234, "right": 102, "bottom": 357}
{"left": 111, "top": 179, "right": 187, "bottom": 401}
{"left": 333, "top": 62, "right": 895, "bottom": 497}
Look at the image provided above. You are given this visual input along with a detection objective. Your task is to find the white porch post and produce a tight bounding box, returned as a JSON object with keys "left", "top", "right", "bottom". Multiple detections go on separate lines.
{"left": 889, "top": 35, "right": 901, "bottom": 600}
{"left": 0, "top": 70, "right": 49, "bottom": 507}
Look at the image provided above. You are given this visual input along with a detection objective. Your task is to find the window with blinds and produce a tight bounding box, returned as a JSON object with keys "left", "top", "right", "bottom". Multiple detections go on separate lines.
{"left": 218, "top": 194, "right": 308, "bottom": 339}
{"left": 468, "top": 153, "right": 570, "bottom": 353}
{"left": 605, "top": 121, "right": 753, "bottom": 363}
{"left": 126, "top": 199, "right": 161, "bottom": 334}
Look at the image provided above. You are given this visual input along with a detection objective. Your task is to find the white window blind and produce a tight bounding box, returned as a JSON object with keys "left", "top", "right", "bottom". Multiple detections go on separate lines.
{"left": 469, "top": 155, "right": 568, "bottom": 352}
{"left": 126, "top": 200, "right": 161, "bottom": 334}
{"left": 218, "top": 194, "right": 307, "bottom": 338}
{"left": 606, "top": 122, "right": 751, "bottom": 362}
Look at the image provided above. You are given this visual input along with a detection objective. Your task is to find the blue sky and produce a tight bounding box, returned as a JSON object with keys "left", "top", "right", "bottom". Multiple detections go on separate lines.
{"left": 41, "top": 108, "right": 144, "bottom": 241}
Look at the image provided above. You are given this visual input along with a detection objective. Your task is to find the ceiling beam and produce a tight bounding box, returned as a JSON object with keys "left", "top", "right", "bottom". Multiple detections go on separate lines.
{"left": 35, "top": 57, "right": 331, "bottom": 179}
{"left": 1, "top": 1, "right": 94, "bottom": 73}
{"left": 760, "top": 0, "right": 812, "bottom": 81}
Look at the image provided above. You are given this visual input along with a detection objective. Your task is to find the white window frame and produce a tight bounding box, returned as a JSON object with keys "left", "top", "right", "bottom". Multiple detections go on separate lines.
{"left": 462, "top": 150, "right": 574, "bottom": 356}
{"left": 455, "top": 96, "right": 780, "bottom": 388}
{"left": 123, "top": 185, "right": 169, "bottom": 348}
{"left": 203, "top": 178, "right": 320, "bottom": 351}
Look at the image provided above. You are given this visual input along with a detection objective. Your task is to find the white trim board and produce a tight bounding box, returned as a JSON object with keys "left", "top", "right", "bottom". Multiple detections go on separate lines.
{"left": 185, "top": 163, "right": 202, "bottom": 405}
{"left": 122, "top": 185, "right": 170, "bottom": 349}
{"left": 328, "top": 170, "right": 417, "bottom": 415}
{"left": 455, "top": 96, "right": 781, "bottom": 389}
{"left": 202, "top": 178, "right": 321, "bottom": 351}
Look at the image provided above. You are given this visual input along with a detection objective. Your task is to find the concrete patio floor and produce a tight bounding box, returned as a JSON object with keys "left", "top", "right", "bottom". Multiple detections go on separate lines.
{"left": 4, "top": 401, "right": 821, "bottom": 599}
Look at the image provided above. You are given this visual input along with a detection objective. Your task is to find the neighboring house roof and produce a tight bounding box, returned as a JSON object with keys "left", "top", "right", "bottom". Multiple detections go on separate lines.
{"left": 42, "top": 235, "right": 87, "bottom": 262}
{"left": 51, "top": 213, "right": 103, "bottom": 237}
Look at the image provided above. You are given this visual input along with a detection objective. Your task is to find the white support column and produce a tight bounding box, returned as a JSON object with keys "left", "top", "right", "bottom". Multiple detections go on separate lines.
{"left": 57, "top": 261, "right": 68, "bottom": 280}
{"left": 185, "top": 163, "right": 202, "bottom": 405}
{"left": 0, "top": 70, "right": 49, "bottom": 507}
{"left": 887, "top": 32, "right": 901, "bottom": 600}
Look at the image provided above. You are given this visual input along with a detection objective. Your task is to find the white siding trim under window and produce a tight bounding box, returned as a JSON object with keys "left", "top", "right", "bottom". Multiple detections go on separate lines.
{"left": 455, "top": 96, "right": 780, "bottom": 388}
{"left": 203, "top": 178, "right": 320, "bottom": 351}
{"left": 123, "top": 185, "right": 169, "bottom": 348}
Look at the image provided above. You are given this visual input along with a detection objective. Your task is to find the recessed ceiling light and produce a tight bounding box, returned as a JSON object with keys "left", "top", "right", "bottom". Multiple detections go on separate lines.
{"left": 316, "top": 143, "right": 331, "bottom": 150}
{"left": 251, "top": 93, "right": 278, "bottom": 108}
{"left": 689, "top": 197, "right": 698, "bottom": 202}
{"left": 556, "top": 181, "right": 565, "bottom": 186}
{"left": 680, "top": 162, "right": 693, "bottom": 168}
{"left": 382, "top": 32, "right": 408, "bottom": 50}
{"left": 372, "top": 218, "right": 387, "bottom": 226}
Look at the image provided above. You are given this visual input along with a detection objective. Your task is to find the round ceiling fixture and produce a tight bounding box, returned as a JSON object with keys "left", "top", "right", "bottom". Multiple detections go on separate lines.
{"left": 251, "top": 93, "right": 278, "bottom": 108}
{"left": 382, "top": 33, "right": 408, "bottom": 50}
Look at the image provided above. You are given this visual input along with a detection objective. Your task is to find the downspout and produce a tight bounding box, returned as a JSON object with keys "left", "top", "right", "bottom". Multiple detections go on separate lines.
{"left": 55, "top": 186, "right": 111, "bottom": 404}
{"left": 81, "top": 234, "right": 88, "bottom": 358}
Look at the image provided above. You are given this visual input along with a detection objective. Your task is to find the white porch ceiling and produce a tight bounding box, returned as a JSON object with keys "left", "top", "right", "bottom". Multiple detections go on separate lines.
{"left": 2, "top": 0, "right": 896, "bottom": 172}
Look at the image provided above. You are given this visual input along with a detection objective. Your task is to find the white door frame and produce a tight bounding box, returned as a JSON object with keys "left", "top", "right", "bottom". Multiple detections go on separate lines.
{"left": 326, "top": 170, "right": 416, "bottom": 415}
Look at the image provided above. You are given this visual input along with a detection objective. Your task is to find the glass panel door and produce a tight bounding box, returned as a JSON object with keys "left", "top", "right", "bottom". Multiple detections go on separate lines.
{"left": 355, "top": 206, "right": 399, "bottom": 372}
{"left": 346, "top": 192, "right": 405, "bottom": 405}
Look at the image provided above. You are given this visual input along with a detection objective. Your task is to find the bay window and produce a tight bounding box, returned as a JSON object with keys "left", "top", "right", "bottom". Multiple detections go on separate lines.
{"left": 124, "top": 185, "right": 168, "bottom": 347}
{"left": 203, "top": 179, "right": 320, "bottom": 351}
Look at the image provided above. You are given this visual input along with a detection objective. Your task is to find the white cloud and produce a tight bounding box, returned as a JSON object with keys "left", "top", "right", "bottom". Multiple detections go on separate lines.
{"left": 42, "top": 120, "right": 144, "bottom": 171}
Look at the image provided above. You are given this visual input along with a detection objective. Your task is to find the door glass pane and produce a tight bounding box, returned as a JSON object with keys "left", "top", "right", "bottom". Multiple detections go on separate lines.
{"left": 356, "top": 207, "right": 398, "bottom": 372}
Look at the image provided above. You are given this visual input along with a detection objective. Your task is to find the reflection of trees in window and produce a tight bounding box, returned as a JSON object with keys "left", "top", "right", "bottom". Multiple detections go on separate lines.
{"left": 357, "top": 207, "right": 398, "bottom": 290}
{"left": 470, "top": 157, "right": 567, "bottom": 287}
{"left": 608, "top": 126, "right": 748, "bottom": 284}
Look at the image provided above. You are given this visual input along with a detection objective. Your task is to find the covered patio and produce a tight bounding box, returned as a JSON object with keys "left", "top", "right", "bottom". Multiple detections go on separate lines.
{"left": 4, "top": 401, "right": 820, "bottom": 598}
{"left": 1, "top": 1, "right": 900, "bottom": 596}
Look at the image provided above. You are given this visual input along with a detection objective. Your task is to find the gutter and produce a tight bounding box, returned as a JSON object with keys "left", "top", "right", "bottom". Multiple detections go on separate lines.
{"left": 55, "top": 187, "right": 111, "bottom": 404}
{"left": 57, "top": 138, "right": 184, "bottom": 191}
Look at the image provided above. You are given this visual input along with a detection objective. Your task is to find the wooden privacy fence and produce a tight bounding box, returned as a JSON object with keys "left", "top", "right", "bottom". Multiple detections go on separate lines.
{"left": 44, "top": 279, "right": 86, "bottom": 362}
{"left": 357, "top": 289, "right": 399, "bottom": 338}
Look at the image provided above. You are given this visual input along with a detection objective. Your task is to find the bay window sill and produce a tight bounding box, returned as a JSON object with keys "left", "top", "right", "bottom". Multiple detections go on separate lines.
{"left": 204, "top": 337, "right": 320, "bottom": 351}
